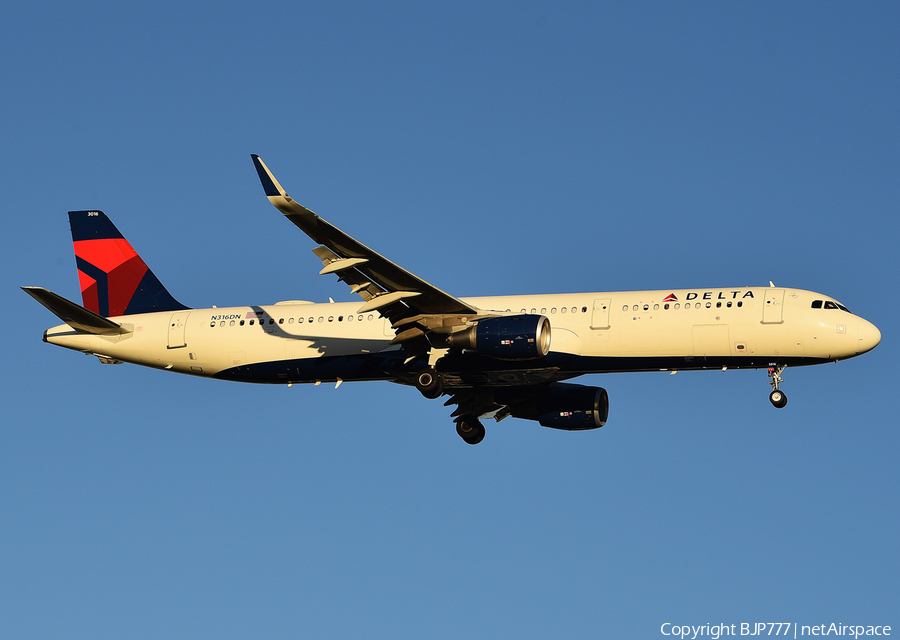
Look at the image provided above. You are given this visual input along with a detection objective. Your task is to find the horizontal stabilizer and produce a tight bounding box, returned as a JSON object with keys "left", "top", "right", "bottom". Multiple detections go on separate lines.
{"left": 21, "top": 286, "right": 131, "bottom": 335}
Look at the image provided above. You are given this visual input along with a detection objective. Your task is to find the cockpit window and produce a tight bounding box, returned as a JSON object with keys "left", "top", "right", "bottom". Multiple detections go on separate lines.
{"left": 822, "top": 300, "right": 852, "bottom": 312}
{"left": 813, "top": 299, "right": 851, "bottom": 313}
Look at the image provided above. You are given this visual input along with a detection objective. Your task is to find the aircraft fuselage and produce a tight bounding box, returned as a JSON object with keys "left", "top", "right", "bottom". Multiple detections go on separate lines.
{"left": 44, "top": 286, "right": 880, "bottom": 387}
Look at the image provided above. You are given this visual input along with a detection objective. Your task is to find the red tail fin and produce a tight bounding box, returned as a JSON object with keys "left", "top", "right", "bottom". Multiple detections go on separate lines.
{"left": 69, "top": 211, "right": 188, "bottom": 317}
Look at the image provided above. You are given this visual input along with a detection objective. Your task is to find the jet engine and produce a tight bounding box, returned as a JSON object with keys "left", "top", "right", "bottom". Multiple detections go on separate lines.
{"left": 447, "top": 314, "right": 551, "bottom": 360}
{"left": 505, "top": 382, "right": 609, "bottom": 430}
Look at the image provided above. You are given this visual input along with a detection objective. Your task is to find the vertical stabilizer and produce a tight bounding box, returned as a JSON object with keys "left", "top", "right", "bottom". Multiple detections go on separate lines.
{"left": 69, "top": 211, "right": 188, "bottom": 316}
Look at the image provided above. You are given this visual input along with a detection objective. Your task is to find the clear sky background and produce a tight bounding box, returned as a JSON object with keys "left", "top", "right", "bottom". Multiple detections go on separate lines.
{"left": 2, "top": 2, "right": 898, "bottom": 638}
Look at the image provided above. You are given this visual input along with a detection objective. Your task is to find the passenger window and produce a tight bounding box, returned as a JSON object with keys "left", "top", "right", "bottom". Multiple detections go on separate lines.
{"left": 622, "top": 305, "right": 628, "bottom": 312}
{"left": 653, "top": 304, "right": 659, "bottom": 310}
{"left": 674, "top": 303, "right": 680, "bottom": 310}
{"left": 551, "top": 307, "right": 557, "bottom": 314}
{"left": 240, "top": 320, "right": 245, "bottom": 326}
{"left": 278, "top": 318, "right": 284, "bottom": 324}
{"left": 249, "top": 319, "right": 255, "bottom": 325}
{"left": 230, "top": 320, "right": 235, "bottom": 327}
{"left": 726, "top": 302, "right": 732, "bottom": 308}
{"left": 737, "top": 301, "right": 742, "bottom": 308}
{"left": 209, "top": 321, "right": 215, "bottom": 327}
{"left": 811, "top": 300, "right": 823, "bottom": 309}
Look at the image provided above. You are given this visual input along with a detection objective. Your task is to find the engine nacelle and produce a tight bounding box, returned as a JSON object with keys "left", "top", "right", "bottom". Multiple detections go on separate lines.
{"left": 448, "top": 314, "right": 551, "bottom": 360}
{"left": 508, "top": 383, "right": 609, "bottom": 430}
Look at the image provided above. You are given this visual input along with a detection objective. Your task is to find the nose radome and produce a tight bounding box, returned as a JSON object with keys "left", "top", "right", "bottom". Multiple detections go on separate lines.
{"left": 857, "top": 319, "right": 881, "bottom": 354}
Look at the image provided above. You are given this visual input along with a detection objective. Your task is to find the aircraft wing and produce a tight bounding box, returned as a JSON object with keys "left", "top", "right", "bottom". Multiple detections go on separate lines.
{"left": 251, "top": 155, "right": 482, "bottom": 350}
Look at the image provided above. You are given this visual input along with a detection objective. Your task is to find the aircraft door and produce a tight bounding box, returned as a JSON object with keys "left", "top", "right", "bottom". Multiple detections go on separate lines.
{"left": 590, "top": 299, "right": 611, "bottom": 330}
{"left": 762, "top": 289, "right": 785, "bottom": 324}
{"left": 167, "top": 311, "right": 191, "bottom": 348}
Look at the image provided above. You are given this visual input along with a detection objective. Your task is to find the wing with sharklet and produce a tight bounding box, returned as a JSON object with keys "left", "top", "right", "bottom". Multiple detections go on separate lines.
{"left": 251, "top": 154, "right": 484, "bottom": 351}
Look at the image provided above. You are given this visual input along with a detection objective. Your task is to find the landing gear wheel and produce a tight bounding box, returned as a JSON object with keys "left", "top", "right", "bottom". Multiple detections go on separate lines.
{"left": 767, "top": 364, "right": 788, "bottom": 409}
{"left": 415, "top": 367, "right": 444, "bottom": 399}
{"left": 455, "top": 416, "right": 485, "bottom": 445}
{"left": 769, "top": 389, "right": 788, "bottom": 409}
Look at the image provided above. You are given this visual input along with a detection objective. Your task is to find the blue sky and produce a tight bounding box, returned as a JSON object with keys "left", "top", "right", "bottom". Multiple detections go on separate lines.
{"left": 2, "top": 2, "right": 898, "bottom": 638}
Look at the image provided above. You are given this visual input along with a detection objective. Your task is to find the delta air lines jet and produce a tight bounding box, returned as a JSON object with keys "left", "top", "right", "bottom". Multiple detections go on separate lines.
{"left": 22, "top": 155, "right": 882, "bottom": 444}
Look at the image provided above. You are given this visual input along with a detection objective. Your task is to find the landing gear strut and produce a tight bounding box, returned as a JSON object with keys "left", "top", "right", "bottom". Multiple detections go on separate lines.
{"left": 456, "top": 415, "right": 485, "bottom": 445}
{"left": 415, "top": 367, "right": 444, "bottom": 399}
{"left": 767, "top": 365, "right": 788, "bottom": 408}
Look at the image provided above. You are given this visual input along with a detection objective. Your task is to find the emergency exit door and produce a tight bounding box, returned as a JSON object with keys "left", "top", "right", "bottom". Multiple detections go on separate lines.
{"left": 591, "top": 299, "right": 611, "bottom": 330}
{"left": 762, "top": 289, "right": 785, "bottom": 324}
{"left": 167, "top": 311, "right": 191, "bottom": 348}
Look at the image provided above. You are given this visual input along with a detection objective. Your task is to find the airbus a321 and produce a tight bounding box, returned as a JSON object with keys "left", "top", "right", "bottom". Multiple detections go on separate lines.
{"left": 23, "top": 155, "right": 882, "bottom": 444}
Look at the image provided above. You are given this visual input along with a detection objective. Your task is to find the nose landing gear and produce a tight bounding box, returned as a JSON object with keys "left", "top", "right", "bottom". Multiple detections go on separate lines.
{"left": 767, "top": 364, "right": 788, "bottom": 408}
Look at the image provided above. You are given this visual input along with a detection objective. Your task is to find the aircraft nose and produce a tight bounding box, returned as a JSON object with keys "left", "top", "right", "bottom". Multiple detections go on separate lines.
{"left": 857, "top": 319, "right": 881, "bottom": 354}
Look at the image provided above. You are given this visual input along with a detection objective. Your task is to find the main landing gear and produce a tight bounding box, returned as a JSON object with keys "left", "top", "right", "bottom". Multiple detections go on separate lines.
{"left": 413, "top": 367, "right": 486, "bottom": 444}
{"left": 414, "top": 367, "right": 444, "bottom": 399}
{"left": 767, "top": 364, "right": 788, "bottom": 409}
{"left": 456, "top": 415, "right": 485, "bottom": 445}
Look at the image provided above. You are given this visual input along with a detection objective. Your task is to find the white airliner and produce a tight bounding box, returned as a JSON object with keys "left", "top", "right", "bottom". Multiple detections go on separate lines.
{"left": 23, "top": 155, "right": 882, "bottom": 444}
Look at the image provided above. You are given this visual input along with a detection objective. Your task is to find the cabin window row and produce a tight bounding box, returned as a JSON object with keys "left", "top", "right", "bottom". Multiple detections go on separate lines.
{"left": 210, "top": 313, "right": 378, "bottom": 328}
{"left": 622, "top": 301, "right": 744, "bottom": 312}
{"left": 518, "top": 307, "right": 588, "bottom": 315}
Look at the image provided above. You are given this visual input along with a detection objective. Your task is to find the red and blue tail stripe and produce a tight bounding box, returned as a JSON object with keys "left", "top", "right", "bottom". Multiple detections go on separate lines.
{"left": 69, "top": 211, "right": 188, "bottom": 317}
